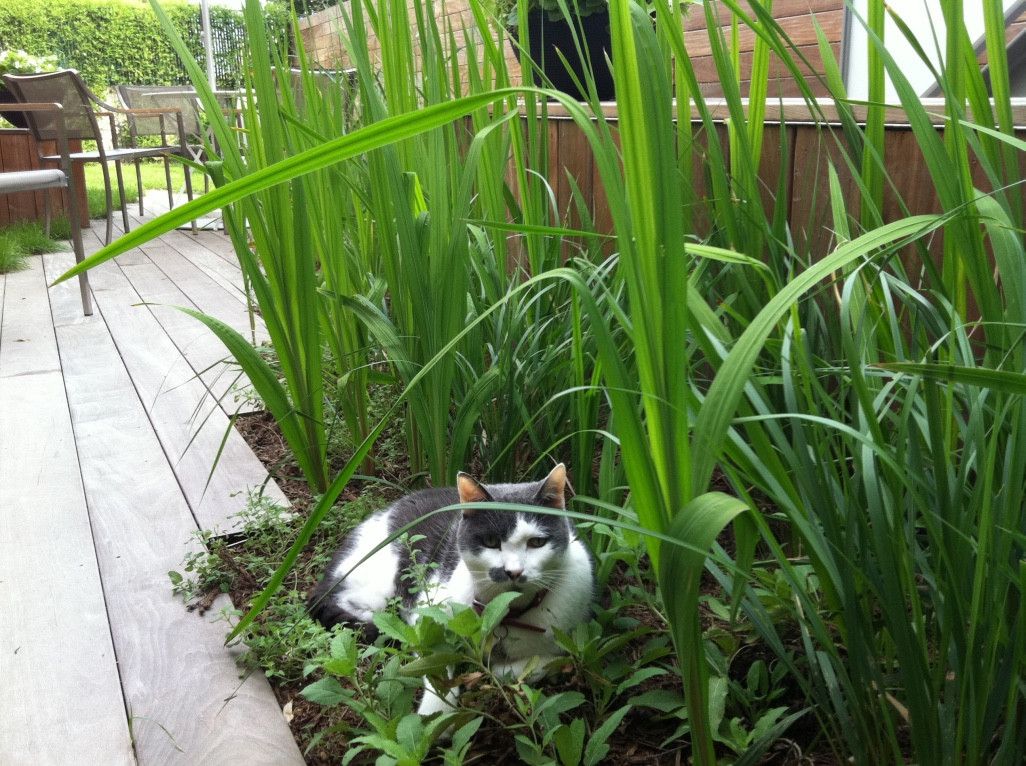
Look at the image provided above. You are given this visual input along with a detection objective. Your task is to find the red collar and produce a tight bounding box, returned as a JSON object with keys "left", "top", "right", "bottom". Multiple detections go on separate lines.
{"left": 473, "top": 588, "right": 549, "bottom": 633}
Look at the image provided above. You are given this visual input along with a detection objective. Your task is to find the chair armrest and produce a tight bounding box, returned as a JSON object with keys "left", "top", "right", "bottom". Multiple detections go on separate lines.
{"left": 108, "top": 107, "right": 190, "bottom": 150}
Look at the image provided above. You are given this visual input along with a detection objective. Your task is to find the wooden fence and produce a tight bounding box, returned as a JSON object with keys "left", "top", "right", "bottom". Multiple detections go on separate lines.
{"left": 530, "top": 99, "right": 1026, "bottom": 270}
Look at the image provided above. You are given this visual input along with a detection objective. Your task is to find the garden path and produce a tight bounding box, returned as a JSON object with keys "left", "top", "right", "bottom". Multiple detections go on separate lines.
{"left": 0, "top": 196, "right": 304, "bottom": 766}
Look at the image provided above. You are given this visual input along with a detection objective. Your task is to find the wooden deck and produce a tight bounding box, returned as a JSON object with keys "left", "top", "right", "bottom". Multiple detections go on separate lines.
{"left": 0, "top": 196, "right": 305, "bottom": 765}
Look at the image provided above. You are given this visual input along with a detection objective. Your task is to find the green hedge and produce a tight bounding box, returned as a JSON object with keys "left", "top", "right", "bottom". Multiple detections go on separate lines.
{"left": 0, "top": 0, "right": 289, "bottom": 91}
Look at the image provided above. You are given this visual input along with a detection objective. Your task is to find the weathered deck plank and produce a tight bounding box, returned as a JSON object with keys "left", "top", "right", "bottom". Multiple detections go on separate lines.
{"left": 138, "top": 223, "right": 252, "bottom": 305}
{"left": 70, "top": 245, "right": 286, "bottom": 533}
{"left": 0, "top": 257, "right": 135, "bottom": 766}
{"left": 116, "top": 246, "right": 263, "bottom": 414}
{"left": 1, "top": 197, "right": 305, "bottom": 765}
{"left": 45, "top": 251, "right": 303, "bottom": 766}
{"left": 120, "top": 196, "right": 265, "bottom": 415}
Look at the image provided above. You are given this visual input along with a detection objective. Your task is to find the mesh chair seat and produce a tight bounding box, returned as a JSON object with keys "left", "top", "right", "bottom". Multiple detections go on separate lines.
{"left": 116, "top": 85, "right": 210, "bottom": 194}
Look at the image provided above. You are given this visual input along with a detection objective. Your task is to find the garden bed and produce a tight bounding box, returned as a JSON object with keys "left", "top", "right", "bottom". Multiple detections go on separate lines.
{"left": 164, "top": 409, "right": 854, "bottom": 766}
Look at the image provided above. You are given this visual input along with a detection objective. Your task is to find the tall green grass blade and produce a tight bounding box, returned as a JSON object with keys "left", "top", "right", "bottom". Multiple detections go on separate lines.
{"left": 53, "top": 90, "right": 526, "bottom": 286}
{"left": 658, "top": 493, "right": 750, "bottom": 766}
{"left": 691, "top": 214, "right": 945, "bottom": 494}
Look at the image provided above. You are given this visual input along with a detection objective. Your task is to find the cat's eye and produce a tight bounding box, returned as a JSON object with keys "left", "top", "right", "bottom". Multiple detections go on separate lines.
{"left": 481, "top": 534, "right": 501, "bottom": 549}
{"left": 527, "top": 537, "right": 548, "bottom": 548}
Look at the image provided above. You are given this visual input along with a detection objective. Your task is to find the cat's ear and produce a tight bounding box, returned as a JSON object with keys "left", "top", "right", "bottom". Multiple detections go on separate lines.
{"left": 457, "top": 472, "right": 490, "bottom": 517}
{"left": 535, "top": 463, "right": 567, "bottom": 509}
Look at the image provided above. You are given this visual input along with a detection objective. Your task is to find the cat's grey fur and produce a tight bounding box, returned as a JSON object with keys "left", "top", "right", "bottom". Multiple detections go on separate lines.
{"left": 307, "top": 463, "right": 594, "bottom": 716}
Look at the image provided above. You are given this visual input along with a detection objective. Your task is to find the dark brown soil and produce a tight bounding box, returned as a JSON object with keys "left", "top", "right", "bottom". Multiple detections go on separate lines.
{"left": 233, "top": 411, "right": 317, "bottom": 511}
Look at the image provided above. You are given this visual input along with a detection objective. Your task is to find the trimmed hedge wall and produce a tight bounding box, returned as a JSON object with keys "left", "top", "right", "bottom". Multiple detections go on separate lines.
{"left": 0, "top": 0, "right": 289, "bottom": 91}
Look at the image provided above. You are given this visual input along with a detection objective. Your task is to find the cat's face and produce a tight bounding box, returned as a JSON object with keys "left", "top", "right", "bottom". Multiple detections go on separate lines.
{"left": 458, "top": 511, "right": 571, "bottom": 600}
{"left": 455, "top": 464, "right": 572, "bottom": 601}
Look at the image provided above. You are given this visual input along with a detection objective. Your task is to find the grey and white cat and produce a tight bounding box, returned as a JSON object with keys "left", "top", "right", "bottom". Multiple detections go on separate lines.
{"left": 308, "top": 463, "right": 594, "bottom": 716}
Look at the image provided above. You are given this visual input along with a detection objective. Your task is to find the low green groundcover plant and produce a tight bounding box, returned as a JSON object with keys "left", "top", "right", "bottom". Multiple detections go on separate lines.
{"left": 172, "top": 481, "right": 807, "bottom": 764}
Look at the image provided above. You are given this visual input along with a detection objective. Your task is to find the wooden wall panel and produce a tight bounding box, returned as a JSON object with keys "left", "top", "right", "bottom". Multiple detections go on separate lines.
{"left": 300, "top": 0, "right": 847, "bottom": 98}
{"left": 683, "top": 0, "right": 844, "bottom": 98}
{"left": 690, "top": 42, "right": 840, "bottom": 97}
{"left": 522, "top": 108, "right": 1026, "bottom": 290}
{"left": 0, "top": 130, "right": 89, "bottom": 229}
{"left": 684, "top": 8, "right": 843, "bottom": 57}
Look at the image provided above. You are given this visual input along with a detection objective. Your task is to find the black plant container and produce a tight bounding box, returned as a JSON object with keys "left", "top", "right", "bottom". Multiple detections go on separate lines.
{"left": 0, "top": 87, "right": 31, "bottom": 130}
{"left": 511, "top": 10, "right": 615, "bottom": 102}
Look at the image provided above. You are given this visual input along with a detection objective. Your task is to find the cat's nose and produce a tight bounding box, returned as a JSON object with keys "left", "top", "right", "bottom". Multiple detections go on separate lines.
{"left": 504, "top": 567, "right": 523, "bottom": 581}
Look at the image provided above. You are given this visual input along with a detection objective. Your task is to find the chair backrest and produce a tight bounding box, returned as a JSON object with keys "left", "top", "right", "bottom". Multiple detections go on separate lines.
{"left": 2, "top": 70, "right": 102, "bottom": 144}
{"left": 276, "top": 67, "right": 358, "bottom": 120}
{"left": 115, "top": 85, "right": 203, "bottom": 140}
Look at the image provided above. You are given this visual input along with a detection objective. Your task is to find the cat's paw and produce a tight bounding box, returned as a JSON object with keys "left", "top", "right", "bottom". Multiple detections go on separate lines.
{"left": 417, "top": 683, "right": 459, "bottom": 717}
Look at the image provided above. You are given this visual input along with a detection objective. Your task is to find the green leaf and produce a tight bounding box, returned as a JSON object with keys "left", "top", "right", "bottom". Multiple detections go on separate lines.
{"left": 707, "top": 675, "right": 728, "bottom": 738}
{"left": 657, "top": 492, "right": 749, "bottom": 766}
{"left": 442, "top": 715, "right": 484, "bottom": 759}
{"left": 690, "top": 214, "right": 946, "bottom": 494}
{"left": 349, "top": 734, "right": 405, "bottom": 760}
{"left": 301, "top": 677, "right": 349, "bottom": 707}
{"left": 583, "top": 705, "right": 632, "bottom": 766}
{"left": 533, "top": 690, "right": 586, "bottom": 729}
{"left": 399, "top": 653, "right": 465, "bottom": 678}
{"left": 553, "top": 718, "right": 585, "bottom": 766}
{"left": 875, "top": 363, "right": 1026, "bottom": 397}
{"left": 321, "top": 656, "right": 358, "bottom": 678}
{"left": 373, "top": 612, "right": 414, "bottom": 644}
{"left": 514, "top": 735, "right": 549, "bottom": 766}
{"left": 629, "top": 688, "right": 685, "bottom": 714}
{"left": 395, "top": 714, "right": 424, "bottom": 753}
{"left": 446, "top": 605, "right": 484, "bottom": 638}
{"left": 479, "top": 591, "right": 524, "bottom": 635}
{"left": 614, "top": 666, "right": 666, "bottom": 695}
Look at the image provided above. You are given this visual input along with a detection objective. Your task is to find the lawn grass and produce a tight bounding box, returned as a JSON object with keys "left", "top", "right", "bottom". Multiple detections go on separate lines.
{"left": 82, "top": 159, "right": 193, "bottom": 219}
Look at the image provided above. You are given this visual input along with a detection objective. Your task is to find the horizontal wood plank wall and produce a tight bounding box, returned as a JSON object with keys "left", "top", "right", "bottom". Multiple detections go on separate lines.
{"left": 0, "top": 130, "right": 89, "bottom": 228}
{"left": 299, "top": 0, "right": 844, "bottom": 97}
{"left": 683, "top": 0, "right": 844, "bottom": 98}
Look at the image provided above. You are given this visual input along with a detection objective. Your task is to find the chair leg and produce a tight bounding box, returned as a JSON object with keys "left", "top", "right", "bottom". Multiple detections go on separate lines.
{"left": 101, "top": 162, "right": 114, "bottom": 246}
{"left": 77, "top": 272, "right": 93, "bottom": 316}
{"left": 43, "top": 189, "right": 53, "bottom": 237}
{"left": 164, "top": 156, "right": 174, "bottom": 211}
{"left": 113, "top": 161, "right": 131, "bottom": 236}
{"left": 65, "top": 185, "right": 93, "bottom": 316}
{"left": 183, "top": 151, "right": 197, "bottom": 235}
{"left": 134, "top": 158, "right": 145, "bottom": 216}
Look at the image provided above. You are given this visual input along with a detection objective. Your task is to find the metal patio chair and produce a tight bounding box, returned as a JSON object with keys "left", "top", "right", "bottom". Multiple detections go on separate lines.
{"left": 0, "top": 102, "right": 92, "bottom": 315}
{"left": 3, "top": 69, "right": 194, "bottom": 245}
{"left": 115, "top": 84, "right": 210, "bottom": 200}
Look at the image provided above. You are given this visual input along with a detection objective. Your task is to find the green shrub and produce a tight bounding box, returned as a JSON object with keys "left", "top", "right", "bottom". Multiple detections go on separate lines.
{"left": 0, "top": 0, "right": 288, "bottom": 90}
